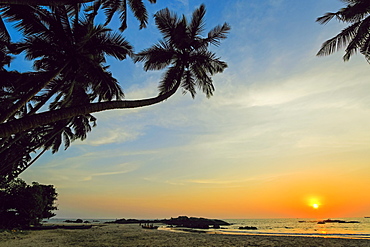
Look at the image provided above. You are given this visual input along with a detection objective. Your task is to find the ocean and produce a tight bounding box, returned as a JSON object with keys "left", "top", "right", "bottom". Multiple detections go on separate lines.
{"left": 218, "top": 218, "right": 370, "bottom": 239}
{"left": 45, "top": 217, "right": 370, "bottom": 239}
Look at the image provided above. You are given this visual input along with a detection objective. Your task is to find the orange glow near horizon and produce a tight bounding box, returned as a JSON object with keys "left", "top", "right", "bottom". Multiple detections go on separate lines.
{"left": 46, "top": 163, "right": 370, "bottom": 219}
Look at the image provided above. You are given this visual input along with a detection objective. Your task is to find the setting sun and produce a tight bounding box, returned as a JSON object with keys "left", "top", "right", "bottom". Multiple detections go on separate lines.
{"left": 312, "top": 203, "right": 319, "bottom": 209}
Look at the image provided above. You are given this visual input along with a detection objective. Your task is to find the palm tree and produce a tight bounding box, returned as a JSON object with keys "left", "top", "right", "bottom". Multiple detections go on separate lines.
{"left": 0, "top": 0, "right": 157, "bottom": 122}
{"left": 0, "top": 5, "right": 131, "bottom": 180}
{"left": 0, "top": 4, "right": 132, "bottom": 123}
{"left": 135, "top": 4, "right": 230, "bottom": 98}
{"left": 317, "top": 0, "right": 370, "bottom": 62}
{"left": 0, "top": 4, "right": 229, "bottom": 181}
{"left": 0, "top": 4, "right": 230, "bottom": 138}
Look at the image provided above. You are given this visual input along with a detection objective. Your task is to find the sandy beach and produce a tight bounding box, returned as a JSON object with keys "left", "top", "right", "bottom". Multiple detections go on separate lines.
{"left": 0, "top": 224, "right": 369, "bottom": 247}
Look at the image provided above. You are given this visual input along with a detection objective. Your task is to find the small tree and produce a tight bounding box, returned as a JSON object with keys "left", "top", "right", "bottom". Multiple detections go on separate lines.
{"left": 0, "top": 178, "right": 57, "bottom": 229}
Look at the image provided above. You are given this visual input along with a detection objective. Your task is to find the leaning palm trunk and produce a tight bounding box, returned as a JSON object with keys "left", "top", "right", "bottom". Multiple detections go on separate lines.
{"left": 0, "top": 79, "right": 181, "bottom": 137}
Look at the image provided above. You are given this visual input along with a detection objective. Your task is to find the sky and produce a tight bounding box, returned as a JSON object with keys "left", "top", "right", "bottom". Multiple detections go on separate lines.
{"left": 16, "top": 0, "right": 370, "bottom": 219}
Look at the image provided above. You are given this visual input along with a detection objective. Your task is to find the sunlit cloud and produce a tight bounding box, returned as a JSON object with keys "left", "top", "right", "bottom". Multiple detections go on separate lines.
{"left": 76, "top": 128, "right": 142, "bottom": 146}
{"left": 82, "top": 168, "right": 138, "bottom": 181}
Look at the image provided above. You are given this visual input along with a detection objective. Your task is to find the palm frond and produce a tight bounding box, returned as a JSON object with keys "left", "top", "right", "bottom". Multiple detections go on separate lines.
{"left": 0, "top": 17, "right": 10, "bottom": 44}
{"left": 154, "top": 7, "right": 180, "bottom": 40}
{"left": 205, "top": 22, "right": 231, "bottom": 47}
{"left": 181, "top": 70, "right": 196, "bottom": 98}
{"left": 158, "top": 65, "right": 182, "bottom": 95}
{"left": 189, "top": 3, "right": 206, "bottom": 38}
{"left": 84, "top": 0, "right": 101, "bottom": 23}
{"left": 316, "top": 12, "right": 340, "bottom": 24}
{"left": 71, "top": 114, "right": 94, "bottom": 141}
{"left": 343, "top": 15, "right": 370, "bottom": 60}
{"left": 118, "top": 0, "right": 128, "bottom": 31}
{"left": 128, "top": 0, "right": 149, "bottom": 30}
{"left": 91, "top": 30, "right": 133, "bottom": 60}
{"left": 1, "top": 5, "right": 49, "bottom": 35}
{"left": 316, "top": 21, "right": 360, "bottom": 58}
{"left": 318, "top": 2, "right": 370, "bottom": 24}
{"left": 190, "top": 50, "right": 228, "bottom": 74}
{"left": 102, "top": 0, "right": 121, "bottom": 26}
{"left": 190, "top": 60, "right": 214, "bottom": 98}
{"left": 134, "top": 41, "right": 175, "bottom": 70}
{"left": 84, "top": 61, "right": 124, "bottom": 101}
{"left": 62, "top": 127, "right": 73, "bottom": 150}
{"left": 339, "top": 2, "right": 370, "bottom": 23}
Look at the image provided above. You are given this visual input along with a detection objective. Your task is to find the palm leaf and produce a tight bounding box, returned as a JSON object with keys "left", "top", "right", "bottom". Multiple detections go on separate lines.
{"left": 205, "top": 23, "right": 231, "bottom": 47}
{"left": 90, "top": 30, "right": 133, "bottom": 60}
{"left": 154, "top": 7, "right": 180, "bottom": 41}
{"left": 102, "top": 0, "right": 121, "bottom": 26}
{"left": 0, "top": 17, "right": 10, "bottom": 44}
{"left": 1, "top": 5, "right": 49, "bottom": 35}
{"left": 158, "top": 65, "right": 182, "bottom": 94}
{"left": 316, "top": 21, "right": 360, "bottom": 58}
{"left": 181, "top": 70, "right": 196, "bottom": 98}
{"left": 128, "top": 0, "right": 148, "bottom": 30}
{"left": 316, "top": 12, "right": 340, "bottom": 24}
{"left": 134, "top": 41, "right": 175, "bottom": 70}
{"left": 190, "top": 62, "right": 214, "bottom": 98}
{"left": 339, "top": 1, "right": 370, "bottom": 23}
{"left": 344, "top": 15, "right": 370, "bottom": 60}
{"left": 189, "top": 50, "right": 227, "bottom": 74}
{"left": 188, "top": 3, "right": 206, "bottom": 38}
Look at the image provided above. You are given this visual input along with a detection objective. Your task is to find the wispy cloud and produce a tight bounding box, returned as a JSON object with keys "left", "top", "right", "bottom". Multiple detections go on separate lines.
{"left": 82, "top": 168, "right": 138, "bottom": 181}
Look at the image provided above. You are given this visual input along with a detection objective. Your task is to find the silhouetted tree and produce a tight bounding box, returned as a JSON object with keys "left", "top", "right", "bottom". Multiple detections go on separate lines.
{"left": 0, "top": 178, "right": 57, "bottom": 229}
{"left": 0, "top": 3, "right": 229, "bottom": 181}
{"left": 317, "top": 0, "right": 370, "bottom": 63}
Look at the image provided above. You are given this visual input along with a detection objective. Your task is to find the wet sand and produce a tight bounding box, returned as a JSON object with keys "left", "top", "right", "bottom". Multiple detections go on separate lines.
{"left": 1, "top": 224, "right": 369, "bottom": 247}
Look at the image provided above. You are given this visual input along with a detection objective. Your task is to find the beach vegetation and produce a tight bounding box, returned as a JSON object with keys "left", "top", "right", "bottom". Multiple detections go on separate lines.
{"left": 0, "top": 178, "right": 57, "bottom": 229}
{"left": 0, "top": 2, "right": 229, "bottom": 183}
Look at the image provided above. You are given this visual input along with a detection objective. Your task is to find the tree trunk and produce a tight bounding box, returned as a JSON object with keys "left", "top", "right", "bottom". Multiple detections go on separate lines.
{"left": 0, "top": 0, "right": 93, "bottom": 5}
{"left": 0, "top": 80, "right": 181, "bottom": 137}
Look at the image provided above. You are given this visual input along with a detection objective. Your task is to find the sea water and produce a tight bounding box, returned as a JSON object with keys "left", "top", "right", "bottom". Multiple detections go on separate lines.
{"left": 45, "top": 217, "right": 370, "bottom": 239}
{"left": 218, "top": 218, "right": 370, "bottom": 239}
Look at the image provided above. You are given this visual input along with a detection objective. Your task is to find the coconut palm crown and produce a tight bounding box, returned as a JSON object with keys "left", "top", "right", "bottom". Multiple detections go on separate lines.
{"left": 317, "top": 0, "right": 370, "bottom": 62}
{"left": 134, "top": 4, "right": 230, "bottom": 98}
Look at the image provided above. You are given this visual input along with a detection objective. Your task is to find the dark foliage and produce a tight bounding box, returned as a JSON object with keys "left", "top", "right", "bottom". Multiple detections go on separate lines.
{"left": 0, "top": 178, "right": 57, "bottom": 229}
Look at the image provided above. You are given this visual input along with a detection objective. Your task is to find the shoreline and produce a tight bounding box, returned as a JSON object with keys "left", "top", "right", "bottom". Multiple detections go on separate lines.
{"left": 1, "top": 224, "right": 370, "bottom": 247}
{"left": 160, "top": 227, "right": 370, "bottom": 240}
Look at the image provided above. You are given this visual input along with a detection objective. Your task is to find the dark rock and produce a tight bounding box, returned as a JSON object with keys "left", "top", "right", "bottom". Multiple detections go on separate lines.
{"left": 106, "top": 216, "right": 230, "bottom": 230}
{"left": 162, "top": 216, "right": 230, "bottom": 229}
{"left": 317, "top": 219, "right": 360, "bottom": 224}
{"left": 63, "top": 219, "right": 84, "bottom": 223}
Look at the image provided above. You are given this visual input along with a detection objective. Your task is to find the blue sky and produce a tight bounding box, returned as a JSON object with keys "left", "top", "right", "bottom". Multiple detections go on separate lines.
{"left": 18, "top": 0, "right": 370, "bottom": 219}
